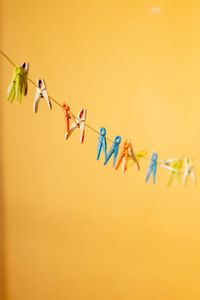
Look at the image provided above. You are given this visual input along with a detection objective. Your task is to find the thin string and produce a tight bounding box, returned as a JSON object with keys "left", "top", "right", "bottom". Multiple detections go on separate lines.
{"left": 0, "top": 49, "right": 186, "bottom": 170}
{"left": 0, "top": 50, "right": 15, "bottom": 67}
{"left": 84, "top": 123, "right": 116, "bottom": 144}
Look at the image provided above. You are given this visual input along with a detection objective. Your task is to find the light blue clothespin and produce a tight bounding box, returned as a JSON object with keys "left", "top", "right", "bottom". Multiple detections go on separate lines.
{"left": 104, "top": 136, "right": 121, "bottom": 167}
{"left": 97, "top": 127, "right": 107, "bottom": 160}
{"left": 145, "top": 152, "right": 158, "bottom": 184}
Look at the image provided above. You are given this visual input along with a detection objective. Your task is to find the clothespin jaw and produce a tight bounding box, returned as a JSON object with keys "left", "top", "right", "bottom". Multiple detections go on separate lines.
{"left": 183, "top": 156, "right": 195, "bottom": 186}
{"left": 167, "top": 159, "right": 183, "bottom": 186}
{"left": 97, "top": 127, "right": 107, "bottom": 160}
{"left": 145, "top": 152, "right": 158, "bottom": 184}
{"left": 104, "top": 135, "right": 121, "bottom": 167}
{"left": 33, "top": 79, "right": 52, "bottom": 113}
{"left": 7, "top": 62, "right": 29, "bottom": 104}
{"left": 21, "top": 62, "right": 29, "bottom": 96}
{"left": 62, "top": 103, "right": 70, "bottom": 112}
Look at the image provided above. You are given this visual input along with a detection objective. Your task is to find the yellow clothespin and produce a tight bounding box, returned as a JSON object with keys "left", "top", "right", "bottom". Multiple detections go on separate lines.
{"left": 167, "top": 159, "right": 183, "bottom": 186}
{"left": 127, "top": 150, "right": 148, "bottom": 168}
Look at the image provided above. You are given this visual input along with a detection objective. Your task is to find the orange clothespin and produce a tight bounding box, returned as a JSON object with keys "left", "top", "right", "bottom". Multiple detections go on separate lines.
{"left": 62, "top": 103, "right": 79, "bottom": 138}
{"left": 115, "top": 139, "right": 140, "bottom": 173}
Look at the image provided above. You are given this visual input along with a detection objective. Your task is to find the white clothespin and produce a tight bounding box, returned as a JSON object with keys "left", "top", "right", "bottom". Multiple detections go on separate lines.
{"left": 33, "top": 79, "right": 52, "bottom": 113}
{"left": 183, "top": 157, "right": 195, "bottom": 186}
{"left": 65, "top": 108, "right": 87, "bottom": 143}
{"left": 158, "top": 158, "right": 180, "bottom": 172}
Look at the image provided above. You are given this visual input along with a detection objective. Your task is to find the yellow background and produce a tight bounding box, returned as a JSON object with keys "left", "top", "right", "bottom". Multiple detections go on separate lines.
{"left": 1, "top": 0, "right": 200, "bottom": 299}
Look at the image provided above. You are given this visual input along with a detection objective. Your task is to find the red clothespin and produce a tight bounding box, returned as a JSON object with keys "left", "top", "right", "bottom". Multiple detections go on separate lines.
{"left": 115, "top": 139, "right": 140, "bottom": 173}
{"left": 62, "top": 103, "right": 79, "bottom": 137}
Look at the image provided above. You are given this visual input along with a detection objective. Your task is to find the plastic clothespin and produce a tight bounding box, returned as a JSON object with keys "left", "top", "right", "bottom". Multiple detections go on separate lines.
{"left": 104, "top": 136, "right": 121, "bottom": 167}
{"left": 65, "top": 108, "right": 87, "bottom": 143}
{"left": 183, "top": 157, "right": 195, "bottom": 186}
{"left": 33, "top": 79, "right": 52, "bottom": 113}
{"left": 62, "top": 103, "right": 79, "bottom": 139}
{"left": 97, "top": 127, "right": 107, "bottom": 160}
{"left": 7, "top": 62, "right": 29, "bottom": 103}
{"left": 167, "top": 159, "right": 183, "bottom": 186}
{"left": 115, "top": 139, "right": 140, "bottom": 173}
{"left": 128, "top": 150, "right": 148, "bottom": 168}
{"left": 145, "top": 152, "right": 158, "bottom": 184}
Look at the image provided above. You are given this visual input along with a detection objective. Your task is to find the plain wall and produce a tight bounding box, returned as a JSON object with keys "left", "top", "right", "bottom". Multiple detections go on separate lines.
{"left": 1, "top": 0, "right": 200, "bottom": 299}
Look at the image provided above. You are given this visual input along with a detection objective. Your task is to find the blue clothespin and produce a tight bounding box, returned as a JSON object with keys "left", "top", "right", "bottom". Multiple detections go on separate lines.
{"left": 97, "top": 127, "right": 107, "bottom": 160}
{"left": 104, "top": 136, "right": 121, "bottom": 167}
{"left": 145, "top": 152, "right": 158, "bottom": 184}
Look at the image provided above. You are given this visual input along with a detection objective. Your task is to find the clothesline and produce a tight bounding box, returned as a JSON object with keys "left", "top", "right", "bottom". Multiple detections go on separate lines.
{"left": 0, "top": 49, "right": 153, "bottom": 160}
{"left": 0, "top": 49, "right": 191, "bottom": 185}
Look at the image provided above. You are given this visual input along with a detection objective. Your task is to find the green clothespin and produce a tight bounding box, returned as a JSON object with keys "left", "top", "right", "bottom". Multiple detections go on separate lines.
{"left": 167, "top": 159, "right": 183, "bottom": 186}
{"left": 7, "top": 62, "right": 29, "bottom": 103}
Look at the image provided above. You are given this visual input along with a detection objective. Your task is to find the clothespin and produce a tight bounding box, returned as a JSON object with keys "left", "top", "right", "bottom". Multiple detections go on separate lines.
{"left": 115, "top": 139, "right": 140, "bottom": 173}
{"left": 97, "top": 127, "right": 107, "bottom": 160}
{"left": 167, "top": 159, "right": 183, "bottom": 186}
{"left": 128, "top": 150, "right": 148, "bottom": 168}
{"left": 183, "top": 157, "right": 195, "bottom": 186}
{"left": 33, "top": 79, "right": 52, "bottom": 113}
{"left": 65, "top": 108, "right": 87, "bottom": 143}
{"left": 7, "top": 62, "right": 29, "bottom": 103}
{"left": 145, "top": 152, "right": 158, "bottom": 184}
{"left": 63, "top": 103, "right": 79, "bottom": 139}
{"left": 104, "top": 136, "right": 121, "bottom": 167}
